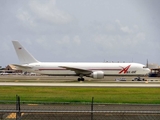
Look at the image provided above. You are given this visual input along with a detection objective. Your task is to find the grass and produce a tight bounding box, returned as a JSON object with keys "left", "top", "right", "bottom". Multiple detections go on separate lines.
{"left": 0, "top": 86, "right": 160, "bottom": 104}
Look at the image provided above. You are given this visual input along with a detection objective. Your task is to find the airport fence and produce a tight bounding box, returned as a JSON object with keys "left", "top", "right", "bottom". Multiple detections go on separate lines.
{"left": 0, "top": 95, "right": 160, "bottom": 120}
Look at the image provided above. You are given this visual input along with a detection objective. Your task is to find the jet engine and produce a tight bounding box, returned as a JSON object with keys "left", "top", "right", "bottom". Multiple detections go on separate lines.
{"left": 91, "top": 71, "right": 104, "bottom": 79}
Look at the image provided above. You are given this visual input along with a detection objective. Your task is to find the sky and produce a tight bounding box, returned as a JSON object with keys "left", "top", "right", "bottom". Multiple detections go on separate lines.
{"left": 0, "top": 0, "right": 160, "bottom": 67}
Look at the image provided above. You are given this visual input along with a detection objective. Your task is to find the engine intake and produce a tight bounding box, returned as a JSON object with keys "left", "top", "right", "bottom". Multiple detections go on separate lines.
{"left": 91, "top": 71, "right": 104, "bottom": 79}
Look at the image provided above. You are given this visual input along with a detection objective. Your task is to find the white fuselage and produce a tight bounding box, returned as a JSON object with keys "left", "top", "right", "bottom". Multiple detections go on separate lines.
{"left": 21, "top": 62, "right": 150, "bottom": 76}
{"left": 12, "top": 41, "right": 151, "bottom": 80}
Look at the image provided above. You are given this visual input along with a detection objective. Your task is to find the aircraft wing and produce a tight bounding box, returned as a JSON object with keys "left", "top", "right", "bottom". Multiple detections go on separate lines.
{"left": 59, "top": 66, "right": 92, "bottom": 75}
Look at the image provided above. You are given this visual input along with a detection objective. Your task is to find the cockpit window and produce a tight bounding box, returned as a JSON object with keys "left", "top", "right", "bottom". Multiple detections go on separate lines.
{"left": 143, "top": 66, "right": 147, "bottom": 68}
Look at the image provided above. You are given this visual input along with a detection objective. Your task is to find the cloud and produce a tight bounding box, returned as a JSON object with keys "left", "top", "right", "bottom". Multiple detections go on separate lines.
{"left": 35, "top": 36, "right": 54, "bottom": 51}
{"left": 16, "top": 10, "right": 36, "bottom": 28}
{"left": 135, "top": 32, "right": 146, "bottom": 40}
{"left": 88, "top": 20, "right": 148, "bottom": 58}
{"left": 73, "top": 35, "right": 81, "bottom": 45}
{"left": 0, "top": 42, "right": 10, "bottom": 51}
{"left": 29, "top": 0, "right": 73, "bottom": 25}
{"left": 34, "top": 35, "right": 81, "bottom": 53}
{"left": 57, "top": 35, "right": 70, "bottom": 44}
{"left": 16, "top": 0, "right": 73, "bottom": 30}
{"left": 55, "top": 35, "right": 81, "bottom": 46}
{"left": 116, "top": 20, "right": 133, "bottom": 33}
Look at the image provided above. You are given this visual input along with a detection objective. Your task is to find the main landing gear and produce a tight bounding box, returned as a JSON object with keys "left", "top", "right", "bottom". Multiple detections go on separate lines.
{"left": 77, "top": 77, "right": 84, "bottom": 81}
{"left": 77, "top": 74, "right": 85, "bottom": 81}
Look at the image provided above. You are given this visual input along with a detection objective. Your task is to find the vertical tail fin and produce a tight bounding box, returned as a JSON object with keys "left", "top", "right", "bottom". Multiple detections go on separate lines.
{"left": 12, "top": 41, "right": 39, "bottom": 64}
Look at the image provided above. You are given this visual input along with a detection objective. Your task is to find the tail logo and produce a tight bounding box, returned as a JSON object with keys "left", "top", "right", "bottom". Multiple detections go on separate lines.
{"left": 119, "top": 65, "right": 131, "bottom": 74}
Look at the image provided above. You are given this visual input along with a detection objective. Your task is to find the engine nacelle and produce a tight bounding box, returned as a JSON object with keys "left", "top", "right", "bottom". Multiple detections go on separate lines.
{"left": 91, "top": 71, "right": 104, "bottom": 79}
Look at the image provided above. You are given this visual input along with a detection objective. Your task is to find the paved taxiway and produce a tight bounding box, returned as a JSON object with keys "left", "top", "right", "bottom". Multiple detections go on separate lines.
{"left": 0, "top": 75, "right": 159, "bottom": 87}
{"left": 0, "top": 82, "right": 160, "bottom": 87}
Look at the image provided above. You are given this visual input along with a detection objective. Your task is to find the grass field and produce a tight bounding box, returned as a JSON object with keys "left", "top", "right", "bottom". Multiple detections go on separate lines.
{"left": 0, "top": 86, "right": 160, "bottom": 104}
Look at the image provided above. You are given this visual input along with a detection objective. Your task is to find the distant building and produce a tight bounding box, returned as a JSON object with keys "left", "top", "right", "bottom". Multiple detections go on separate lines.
{"left": 148, "top": 63, "right": 160, "bottom": 77}
{"left": 148, "top": 63, "right": 159, "bottom": 69}
{"left": 5, "top": 64, "right": 22, "bottom": 73}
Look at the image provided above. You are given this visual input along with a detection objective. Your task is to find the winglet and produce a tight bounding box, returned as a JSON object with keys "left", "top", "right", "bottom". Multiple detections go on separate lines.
{"left": 12, "top": 41, "right": 39, "bottom": 64}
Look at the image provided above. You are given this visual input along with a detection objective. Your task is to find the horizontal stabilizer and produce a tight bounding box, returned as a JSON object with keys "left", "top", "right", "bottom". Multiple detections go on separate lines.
{"left": 12, "top": 64, "right": 32, "bottom": 69}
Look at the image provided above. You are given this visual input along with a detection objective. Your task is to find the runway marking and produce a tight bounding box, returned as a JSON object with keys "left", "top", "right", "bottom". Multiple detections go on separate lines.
{"left": 7, "top": 113, "right": 16, "bottom": 118}
{"left": 7, "top": 113, "right": 24, "bottom": 119}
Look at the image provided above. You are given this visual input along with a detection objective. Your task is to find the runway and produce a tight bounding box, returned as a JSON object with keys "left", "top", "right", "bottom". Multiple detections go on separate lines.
{"left": 0, "top": 75, "right": 160, "bottom": 87}
{"left": 0, "top": 82, "right": 160, "bottom": 87}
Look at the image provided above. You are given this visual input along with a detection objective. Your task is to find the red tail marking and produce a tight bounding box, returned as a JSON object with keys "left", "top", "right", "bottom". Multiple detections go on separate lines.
{"left": 119, "top": 65, "right": 131, "bottom": 74}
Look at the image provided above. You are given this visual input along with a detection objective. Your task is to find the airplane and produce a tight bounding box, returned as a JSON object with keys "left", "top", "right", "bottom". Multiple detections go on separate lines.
{"left": 12, "top": 41, "right": 150, "bottom": 81}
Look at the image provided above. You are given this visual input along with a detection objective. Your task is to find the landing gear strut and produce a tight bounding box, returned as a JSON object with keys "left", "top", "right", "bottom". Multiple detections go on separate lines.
{"left": 78, "top": 74, "right": 85, "bottom": 81}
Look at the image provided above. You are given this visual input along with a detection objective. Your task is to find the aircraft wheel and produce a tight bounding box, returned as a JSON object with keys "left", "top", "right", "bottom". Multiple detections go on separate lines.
{"left": 78, "top": 78, "right": 81, "bottom": 81}
{"left": 77, "top": 78, "right": 84, "bottom": 81}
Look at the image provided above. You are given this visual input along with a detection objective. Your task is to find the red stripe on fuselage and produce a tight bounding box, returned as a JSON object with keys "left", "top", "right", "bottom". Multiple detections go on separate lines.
{"left": 38, "top": 68, "right": 122, "bottom": 71}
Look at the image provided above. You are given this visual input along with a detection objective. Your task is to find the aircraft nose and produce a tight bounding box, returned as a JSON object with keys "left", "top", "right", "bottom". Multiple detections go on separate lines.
{"left": 146, "top": 68, "right": 151, "bottom": 74}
